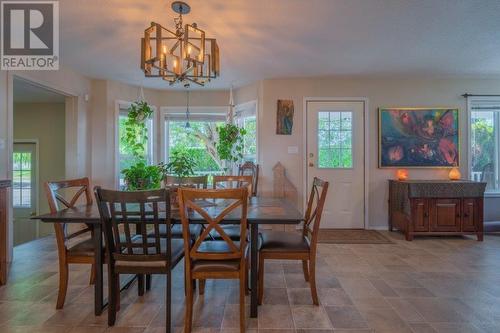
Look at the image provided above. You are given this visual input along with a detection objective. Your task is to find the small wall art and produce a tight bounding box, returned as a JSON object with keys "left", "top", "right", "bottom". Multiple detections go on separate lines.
{"left": 276, "top": 99, "right": 294, "bottom": 135}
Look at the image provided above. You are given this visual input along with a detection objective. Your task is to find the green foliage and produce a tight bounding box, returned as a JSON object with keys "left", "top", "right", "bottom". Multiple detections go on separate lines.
{"left": 471, "top": 118, "right": 494, "bottom": 172}
{"left": 166, "top": 147, "right": 196, "bottom": 177}
{"left": 122, "top": 101, "right": 154, "bottom": 160}
{"left": 122, "top": 161, "right": 165, "bottom": 190}
{"left": 215, "top": 123, "right": 246, "bottom": 166}
{"left": 120, "top": 100, "right": 157, "bottom": 190}
{"left": 170, "top": 145, "right": 219, "bottom": 173}
{"left": 168, "top": 120, "right": 223, "bottom": 172}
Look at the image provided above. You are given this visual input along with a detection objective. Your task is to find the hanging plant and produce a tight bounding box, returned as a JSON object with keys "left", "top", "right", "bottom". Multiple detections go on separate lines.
{"left": 122, "top": 100, "right": 154, "bottom": 159}
{"left": 120, "top": 100, "right": 161, "bottom": 191}
{"left": 215, "top": 123, "right": 246, "bottom": 171}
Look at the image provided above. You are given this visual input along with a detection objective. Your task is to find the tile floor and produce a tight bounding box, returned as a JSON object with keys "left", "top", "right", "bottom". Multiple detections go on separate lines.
{"left": 1, "top": 232, "right": 500, "bottom": 332}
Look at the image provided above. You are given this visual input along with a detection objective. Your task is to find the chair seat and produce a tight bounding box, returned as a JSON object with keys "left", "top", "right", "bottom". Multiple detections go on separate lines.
{"left": 192, "top": 259, "right": 241, "bottom": 273}
{"left": 208, "top": 225, "right": 242, "bottom": 240}
{"left": 115, "top": 238, "right": 185, "bottom": 270}
{"left": 259, "top": 230, "right": 310, "bottom": 253}
{"left": 67, "top": 238, "right": 95, "bottom": 257}
{"left": 191, "top": 240, "right": 246, "bottom": 273}
{"left": 148, "top": 224, "right": 202, "bottom": 240}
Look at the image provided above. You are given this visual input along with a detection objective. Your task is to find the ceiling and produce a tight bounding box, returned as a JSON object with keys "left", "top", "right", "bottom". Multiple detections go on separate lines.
{"left": 59, "top": 0, "right": 500, "bottom": 90}
{"left": 14, "top": 79, "right": 66, "bottom": 103}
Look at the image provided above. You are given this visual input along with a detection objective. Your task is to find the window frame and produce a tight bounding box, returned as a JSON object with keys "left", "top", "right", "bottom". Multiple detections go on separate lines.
{"left": 234, "top": 100, "right": 259, "bottom": 163}
{"left": 468, "top": 96, "right": 500, "bottom": 196}
{"left": 115, "top": 100, "right": 158, "bottom": 189}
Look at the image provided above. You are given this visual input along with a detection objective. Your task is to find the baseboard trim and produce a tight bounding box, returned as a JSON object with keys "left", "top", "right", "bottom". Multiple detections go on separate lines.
{"left": 366, "top": 225, "right": 389, "bottom": 231}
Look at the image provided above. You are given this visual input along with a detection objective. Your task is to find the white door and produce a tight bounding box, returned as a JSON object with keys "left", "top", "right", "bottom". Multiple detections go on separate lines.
{"left": 13, "top": 143, "right": 38, "bottom": 245}
{"left": 306, "top": 101, "right": 365, "bottom": 229}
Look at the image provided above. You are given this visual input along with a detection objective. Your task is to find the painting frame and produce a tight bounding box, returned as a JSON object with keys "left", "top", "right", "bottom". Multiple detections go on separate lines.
{"left": 378, "top": 107, "right": 460, "bottom": 168}
{"left": 276, "top": 99, "right": 294, "bottom": 135}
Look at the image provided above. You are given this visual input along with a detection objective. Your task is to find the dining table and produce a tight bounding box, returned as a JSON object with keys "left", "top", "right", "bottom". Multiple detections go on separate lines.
{"left": 33, "top": 196, "right": 304, "bottom": 318}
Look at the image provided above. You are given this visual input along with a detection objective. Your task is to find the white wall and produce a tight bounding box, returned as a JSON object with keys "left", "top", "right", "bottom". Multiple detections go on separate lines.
{"left": 235, "top": 77, "right": 500, "bottom": 227}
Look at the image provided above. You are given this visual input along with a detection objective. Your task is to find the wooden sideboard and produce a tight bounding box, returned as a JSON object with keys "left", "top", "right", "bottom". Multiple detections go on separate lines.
{"left": 0, "top": 180, "right": 11, "bottom": 284}
{"left": 388, "top": 180, "right": 486, "bottom": 241}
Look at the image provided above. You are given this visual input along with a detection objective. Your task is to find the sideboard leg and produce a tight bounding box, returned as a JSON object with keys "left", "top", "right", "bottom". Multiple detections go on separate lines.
{"left": 477, "top": 233, "right": 484, "bottom": 241}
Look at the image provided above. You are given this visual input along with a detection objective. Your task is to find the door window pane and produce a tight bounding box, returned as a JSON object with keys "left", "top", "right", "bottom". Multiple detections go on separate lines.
{"left": 318, "top": 111, "right": 353, "bottom": 168}
{"left": 12, "top": 152, "right": 32, "bottom": 207}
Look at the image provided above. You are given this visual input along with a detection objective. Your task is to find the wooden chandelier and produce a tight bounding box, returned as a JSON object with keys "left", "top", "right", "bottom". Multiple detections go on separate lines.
{"left": 140, "top": 1, "right": 220, "bottom": 86}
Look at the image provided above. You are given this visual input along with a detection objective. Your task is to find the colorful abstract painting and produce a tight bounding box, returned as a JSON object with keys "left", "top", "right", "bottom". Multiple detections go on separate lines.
{"left": 379, "top": 108, "right": 459, "bottom": 167}
{"left": 276, "top": 100, "right": 294, "bottom": 135}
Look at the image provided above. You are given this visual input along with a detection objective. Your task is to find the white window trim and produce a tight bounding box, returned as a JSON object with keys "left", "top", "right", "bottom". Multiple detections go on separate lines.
{"left": 467, "top": 96, "right": 500, "bottom": 197}
{"left": 234, "top": 100, "right": 259, "bottom": 163}
{"left": 114, "top": 100, "right": 158, "bottom": 189}
{"left": 159, "top": 106, "right": 227, "bottom": 164}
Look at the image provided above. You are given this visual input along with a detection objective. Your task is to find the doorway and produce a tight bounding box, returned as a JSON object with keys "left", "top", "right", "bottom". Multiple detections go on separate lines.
{"left": 12, "top": 78, "right": 66, "bottom": 245}
{"left": 305, "top": 100, "right": 367, "bottom": 229}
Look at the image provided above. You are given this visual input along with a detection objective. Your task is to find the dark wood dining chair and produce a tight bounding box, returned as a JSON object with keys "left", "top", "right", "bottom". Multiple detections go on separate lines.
{"left": 44, "top": 177, "right": 96, "bottom": 309}
{"left": 210, "top": 175, "right": 253, "bottom": 241}
{"left": 258, "top": 177, "right": 329, "bottom": 305}
{"left": 238, "top": 161, "right": 259, "bottom": 197}
{"left": 94, "top": 187, "right": 184, "bottom": 330}
{"left": 163, "top": 175, "right": 207, "bottom": 242}
{"left": 178, "top": 187, "right": 249, "bottom": 333}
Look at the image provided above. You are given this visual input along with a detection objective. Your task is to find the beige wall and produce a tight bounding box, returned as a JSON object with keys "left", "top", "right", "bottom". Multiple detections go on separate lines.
{"left": 13, "top": 102, "right": 66, "bottom": 236}
{"left": 241, "top": 77, "right": 500, "bottom": 227}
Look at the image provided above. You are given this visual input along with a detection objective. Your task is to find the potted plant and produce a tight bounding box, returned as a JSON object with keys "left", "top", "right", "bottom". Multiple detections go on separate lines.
{"left": 122, "top": 161, "right": 165, "bottom": 190}
{"left": 165, "top": 147, "right": 196, "bottom": 178}
{"left": 120, "top": 100, "right": 165, "bottom": 191}
{"left": 215, "top": 123, "right": 246, "bottom": 174}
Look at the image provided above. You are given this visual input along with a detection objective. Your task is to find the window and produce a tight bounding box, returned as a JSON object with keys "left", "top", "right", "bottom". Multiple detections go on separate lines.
{"left": 13, "top": 152, "right": 32, "bottom": 207}
{"left": 318, "top": 111, "right": 353, "bottom": 168}
{"left": 469, "top": 98, "right": 500, "bottom": 192}
{"left": 235, "top": 101, "right": 258, "bottom": 163}
{"left": 165, "top": 113, "right": 225, "bottom": 176}
{"left": 117, "top": 105, "right": 154, "bottom": 189}
{"left": 165, "top": 119, "right": 224, "bottom": 175}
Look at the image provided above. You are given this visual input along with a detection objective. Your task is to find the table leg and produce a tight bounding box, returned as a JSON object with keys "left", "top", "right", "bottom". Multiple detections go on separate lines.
{"left": 93, "top": 223, "right": 104, "bottom": 316}
{"left": 250, "top": 223, "right": 258, "bottom": 318}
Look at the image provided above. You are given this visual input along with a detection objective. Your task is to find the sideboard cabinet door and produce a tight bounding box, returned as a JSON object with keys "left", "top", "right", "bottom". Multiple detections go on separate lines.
{"left": 429, "top": 199, "right": 461, "bottom": 232}
{"left": 411, "top": 198, "right": 429, "bottom": 232}
{"left": 462, "top": 198, "right": 479, "bottom": 232}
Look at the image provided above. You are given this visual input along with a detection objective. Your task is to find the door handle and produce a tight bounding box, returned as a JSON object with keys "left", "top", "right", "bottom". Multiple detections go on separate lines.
{"left": 309, "top": 162, "right": 314, "bottom": 167}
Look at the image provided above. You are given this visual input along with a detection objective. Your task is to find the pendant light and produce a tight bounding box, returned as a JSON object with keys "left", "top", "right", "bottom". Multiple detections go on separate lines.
{"left": 185, "top": 83, "right": 191, "bottom": 128}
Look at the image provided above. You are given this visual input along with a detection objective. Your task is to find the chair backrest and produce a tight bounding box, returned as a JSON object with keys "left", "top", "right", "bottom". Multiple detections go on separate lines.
{"left": 44, "top": 178, "right": 93, "bottom": 250}
{"left": 178, "top": 187, "right": 248, "bottom": 262}
{"left": 94, "top": 187, "right": 171, "bottom": 263}
{"left": 164, "top": 175, "right": 208, "bottom": 189}
{"left": 238, "top": 161, "right": 259, "bottom": 196}
{"left": 212, "top": 175, "right": 253, "bottom": 197}
{"left": 302, "top": 177, "right": 329, "bottom": 255}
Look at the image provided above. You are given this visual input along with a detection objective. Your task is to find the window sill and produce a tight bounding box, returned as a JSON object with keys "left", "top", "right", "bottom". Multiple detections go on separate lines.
{"left": 484, "top": 192, "right": 500, "bottom": 198}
